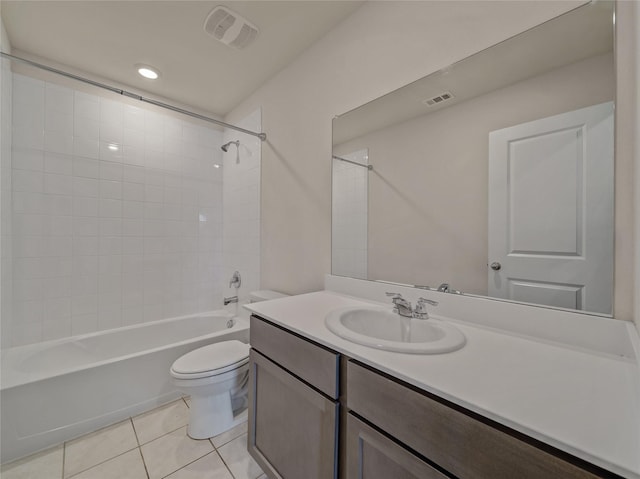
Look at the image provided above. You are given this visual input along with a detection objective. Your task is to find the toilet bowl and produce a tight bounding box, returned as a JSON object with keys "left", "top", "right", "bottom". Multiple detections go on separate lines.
{"left": 170, "top": 289, "right": 287, "bottom": 439}
{"left": 170, "top": 340, "right": 250, "bottom": 439}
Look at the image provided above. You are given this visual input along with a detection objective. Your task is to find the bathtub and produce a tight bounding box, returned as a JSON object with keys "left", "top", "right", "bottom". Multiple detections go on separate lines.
{"left": 0, "top": 311, "right": 249, "bottom": 463}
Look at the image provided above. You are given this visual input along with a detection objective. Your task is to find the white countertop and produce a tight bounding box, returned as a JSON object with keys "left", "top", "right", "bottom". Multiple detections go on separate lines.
{"left": 245, "top": 290, "right": 640, "bottom": 479}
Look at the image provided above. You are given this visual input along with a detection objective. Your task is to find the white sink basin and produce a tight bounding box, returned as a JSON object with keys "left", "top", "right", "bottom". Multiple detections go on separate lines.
{"left": 325, "top": 306, "right": 465, "bottom": 354}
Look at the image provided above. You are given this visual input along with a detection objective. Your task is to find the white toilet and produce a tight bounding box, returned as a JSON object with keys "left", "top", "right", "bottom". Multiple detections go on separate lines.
{"left": 170, "top": 290, "right": 287, "bottom": 439}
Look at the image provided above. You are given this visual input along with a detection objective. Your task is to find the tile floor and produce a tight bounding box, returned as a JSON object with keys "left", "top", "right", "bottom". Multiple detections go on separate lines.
{"left": 1, "top": 398, "right": 266, "bottom": 479}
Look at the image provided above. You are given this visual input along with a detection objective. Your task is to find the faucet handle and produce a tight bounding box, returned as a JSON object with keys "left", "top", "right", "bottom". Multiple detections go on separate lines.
{"left": 385, "top": 292, "right": 407, "bottom": 306}
{"left": 417, "top": 297, "right": 438, "bottom": 306}
{"left": 413, "top": 297, "right": 438, "bottom": 319}
{"left": 385, "top": 292, "right": 411, "bottom": 315}
{"left": 229, "top": 270, "right": 242, "bottom": 289}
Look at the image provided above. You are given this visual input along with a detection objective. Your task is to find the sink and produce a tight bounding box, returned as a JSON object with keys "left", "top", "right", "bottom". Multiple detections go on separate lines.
{"left": 325, "top": 306, "right": 465, "bottom": 354}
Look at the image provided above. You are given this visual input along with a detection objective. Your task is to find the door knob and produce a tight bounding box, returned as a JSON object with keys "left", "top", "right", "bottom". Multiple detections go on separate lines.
{"left": 490, "top": 262, "right": 501, "bottom": 271}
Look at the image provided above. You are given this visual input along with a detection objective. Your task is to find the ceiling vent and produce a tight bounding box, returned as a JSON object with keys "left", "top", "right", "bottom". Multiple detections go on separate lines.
{"left": 204, "top": 6, "right": 258, "bottom": 49}
{"left": 423, "top": 91, "right": 454, "bottom": 107}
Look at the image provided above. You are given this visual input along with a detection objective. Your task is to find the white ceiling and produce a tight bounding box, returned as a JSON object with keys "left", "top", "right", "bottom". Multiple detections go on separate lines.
{"left": 1, "top": 1, "right": 363, "bottom": 117}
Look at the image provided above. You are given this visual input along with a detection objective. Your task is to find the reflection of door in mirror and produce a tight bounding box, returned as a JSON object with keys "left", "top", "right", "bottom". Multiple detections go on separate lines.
{"left": 332, "top": 149, "right": 369, "bottom": 279}
{"left": 488, "top": 102, "right": 614, "bottom": 314}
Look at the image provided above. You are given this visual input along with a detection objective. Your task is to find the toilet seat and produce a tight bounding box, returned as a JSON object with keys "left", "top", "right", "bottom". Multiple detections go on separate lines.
{"left": 170, "top": 341, "right": 249, "bottom": 380}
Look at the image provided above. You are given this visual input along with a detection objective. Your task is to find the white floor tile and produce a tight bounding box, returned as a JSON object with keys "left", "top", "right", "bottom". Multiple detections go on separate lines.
{"left": 211, "top": 421, "right": 247, "bottom": 449}
{"left": 0, "top": 445, "right": 63, "bottom": 479}
{"left": 164, "top": 451, "right": 233, "bottom": 479}
{"left": 217, "top": 434, "right": 263, "bottom": 479}
{"left": 132, "top": 399, "right": 190, "bottom": 444}
{"left": 68, "top": 449, "right": 147, "bottom": 479}
{"left": 64, "top": 420, "right": 138, "bottom": 478}
{"left": 140, "top": 426, "right": 213, "bottom": 479}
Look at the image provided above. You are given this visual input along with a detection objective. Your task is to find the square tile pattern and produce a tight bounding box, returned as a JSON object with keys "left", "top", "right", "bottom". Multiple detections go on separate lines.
{"left": 0, "top": 398, "right": 266, "bottom": 479}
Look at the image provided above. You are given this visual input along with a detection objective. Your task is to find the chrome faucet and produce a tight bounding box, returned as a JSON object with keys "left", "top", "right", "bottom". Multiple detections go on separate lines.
{"left": 437, "top": 283, "right": 461, "bottom": 294}
{"left": 386, "top": 293, "right": 438, "bottom": 319}
{"left": 386, "top": 292, "right": 413, "bottom": 318}
{"left": 223, "top": 295, "right": 238, "bottom": 306}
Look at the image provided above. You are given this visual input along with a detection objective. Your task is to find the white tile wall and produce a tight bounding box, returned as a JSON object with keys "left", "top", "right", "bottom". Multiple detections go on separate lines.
{"left": 222, "top": 109, "right": 261, "bottom": 308}
{"left": 332, "top": 149, "right": 368, "bottom": 280}
{"left": 6, "top": 73, "right": 226, "bottom": 347}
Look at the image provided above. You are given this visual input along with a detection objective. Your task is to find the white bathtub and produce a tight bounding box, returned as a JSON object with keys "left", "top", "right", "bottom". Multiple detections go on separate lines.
{"left": 0, "top": 311, "right": 249, "bottom": 463}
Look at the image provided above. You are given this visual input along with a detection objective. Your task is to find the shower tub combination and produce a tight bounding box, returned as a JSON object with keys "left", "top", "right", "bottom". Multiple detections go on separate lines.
{"left": 0, "top": 311, "right": 249, "bottom": 463}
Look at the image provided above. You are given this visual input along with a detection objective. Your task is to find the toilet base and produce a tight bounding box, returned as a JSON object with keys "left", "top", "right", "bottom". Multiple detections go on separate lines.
{"left": 187, "top": 391, "right": 248, "bottom": 439}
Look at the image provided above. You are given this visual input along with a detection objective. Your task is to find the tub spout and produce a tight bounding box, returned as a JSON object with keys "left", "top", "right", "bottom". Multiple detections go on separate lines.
{"left": 224, "top": 296, "right": 238, "bottom": 306}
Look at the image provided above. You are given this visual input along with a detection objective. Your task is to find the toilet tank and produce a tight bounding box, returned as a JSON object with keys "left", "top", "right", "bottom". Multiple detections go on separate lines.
{"left": 249, "top": 290, "right": 288, "bottom": 303}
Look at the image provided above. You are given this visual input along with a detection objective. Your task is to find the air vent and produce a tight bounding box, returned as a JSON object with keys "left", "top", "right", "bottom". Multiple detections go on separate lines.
{"left": 204, "top": 6, "right": 259, "bottom": 49}
{"left": 423, "top": 91, "right": 454, "bottom": 107}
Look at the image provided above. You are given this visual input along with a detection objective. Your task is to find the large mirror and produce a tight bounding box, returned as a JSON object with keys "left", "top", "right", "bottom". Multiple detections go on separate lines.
{"left": 332, "top": 2, "right": 615, "bottom": 316}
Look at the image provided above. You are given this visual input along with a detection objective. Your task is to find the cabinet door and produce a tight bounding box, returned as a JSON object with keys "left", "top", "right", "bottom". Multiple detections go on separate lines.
{"left": 347, "top": 414, "right": 448, "bottom": 479}
{"left": 248, "top": 349, "right": 338, "bottom": 479}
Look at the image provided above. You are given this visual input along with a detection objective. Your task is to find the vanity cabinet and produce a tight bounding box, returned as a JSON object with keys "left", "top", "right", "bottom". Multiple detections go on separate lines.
{"left": 346, "top": 361, "right": 613, "bottom": 479}
{"left": 248, "top": 315, "right": 618, "bottom": 479}
{"left": 248, "top": 315, "right": 340, "bottom": 479}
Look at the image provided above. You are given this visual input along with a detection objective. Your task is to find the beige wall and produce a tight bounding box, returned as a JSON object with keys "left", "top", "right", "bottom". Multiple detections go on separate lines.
{"left": 225, "top": 0, "right": 585, "bottom": 295}
{"left": 225, "top": 1, "right": 637, "bottom": 323}
{"left": 334, "top": 53, "right": 614, "bottom": 298}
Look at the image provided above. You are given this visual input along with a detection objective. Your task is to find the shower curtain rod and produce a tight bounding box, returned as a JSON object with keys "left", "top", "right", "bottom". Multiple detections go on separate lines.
{"left": 332, "top": 155, "right": 373, "bottom": 170}
{"left": 0, "top": 52, "right": 267, "bottom": 141}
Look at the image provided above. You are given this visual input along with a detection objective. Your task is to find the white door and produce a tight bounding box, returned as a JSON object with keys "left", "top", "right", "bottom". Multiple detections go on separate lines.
{"left": 488, "top": 102, "right": 613, "bottom": 314}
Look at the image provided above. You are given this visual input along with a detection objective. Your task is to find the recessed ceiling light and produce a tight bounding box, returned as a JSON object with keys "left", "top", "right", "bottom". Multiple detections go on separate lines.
{"left": 107, "top": 143, "right": 119, "bottom": 151}
{"left": 136, "top": 64, "right": 160, "bottom": 80}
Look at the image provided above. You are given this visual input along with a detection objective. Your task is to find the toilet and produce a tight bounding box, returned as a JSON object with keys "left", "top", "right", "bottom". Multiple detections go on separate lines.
{"left": 170, "top": 290, "right": 287, "bottom": 439}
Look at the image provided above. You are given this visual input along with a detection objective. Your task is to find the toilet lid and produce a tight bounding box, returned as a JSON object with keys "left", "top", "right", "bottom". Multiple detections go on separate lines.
{"left": 171, "top": 341, "right": 249, "bottom": 376}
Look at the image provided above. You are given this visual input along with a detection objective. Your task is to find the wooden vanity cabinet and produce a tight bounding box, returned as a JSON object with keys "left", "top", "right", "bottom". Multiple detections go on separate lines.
{"left": 346, "top": 360, "right": 617, "bottom": 479}
{"left": 249, "top": 315, "right": 619, "bottom": 479}
{"left": 248, "top": 315, "right": 340, "bottom": 479}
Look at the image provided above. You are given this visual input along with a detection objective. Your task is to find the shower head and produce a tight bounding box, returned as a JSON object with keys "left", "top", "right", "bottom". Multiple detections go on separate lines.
{"left": 221, "top": 140, "right": 239, "bottom": 152}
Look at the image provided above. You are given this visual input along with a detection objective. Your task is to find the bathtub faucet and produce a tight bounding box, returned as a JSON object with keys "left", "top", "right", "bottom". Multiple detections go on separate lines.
{"left": 224, "top": 295, "right": 238, "bottom": 306}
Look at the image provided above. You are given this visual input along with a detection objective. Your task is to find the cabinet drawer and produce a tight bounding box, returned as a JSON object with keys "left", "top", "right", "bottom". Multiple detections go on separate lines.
{"left": 347, "top": 361, "right": 604, "bottom": 479}
{"left": 249, "top": 350, "right": 338, "bottom": 479}
{"left": 347, "top": 413, "right": 448, "bottom": 479}
{"left": 250, "top": 315, "right": 339, "bottom": 398}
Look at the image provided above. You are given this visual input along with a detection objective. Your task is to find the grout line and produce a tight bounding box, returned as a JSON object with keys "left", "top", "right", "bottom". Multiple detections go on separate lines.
{"left": 64, "top": 446, "right": 139, "bottom": 479}
{"left": 159, "top": 450, "right": 216, "bottom": 479}
{"left": 211, "top": 428, "right": 247, "bottom": 450}
{"left": 214, "top": 449, "right": 237, "bottom": 479}
{"left": 61, "top": 442, "right": 66, "bottom": 479}
{"left": 130, "top": 418, "right": 151, "bottom": 479}
{"left": 130, "top": 417, "right": 142, "bottom": 447}
{"left": 136, "top": 447, "right": 150, "bottom": 479}
{"left": 138, "top": 424, "right": 189, "bottom": 447}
